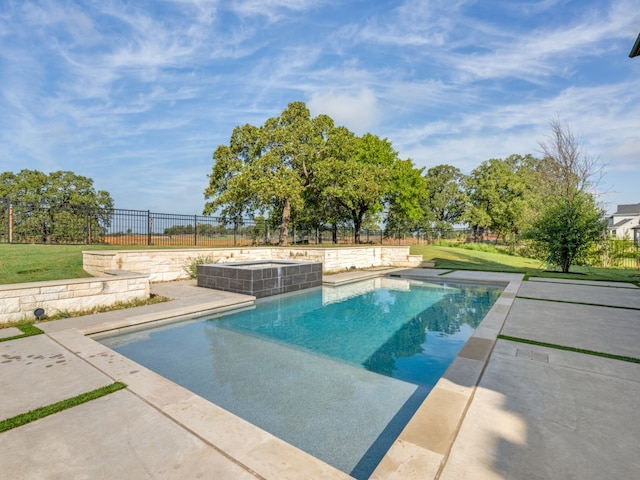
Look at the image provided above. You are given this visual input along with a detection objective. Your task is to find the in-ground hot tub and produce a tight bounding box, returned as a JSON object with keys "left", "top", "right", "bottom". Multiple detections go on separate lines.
{"left": 197, "top": 260, "right": 323, "bottom": 298}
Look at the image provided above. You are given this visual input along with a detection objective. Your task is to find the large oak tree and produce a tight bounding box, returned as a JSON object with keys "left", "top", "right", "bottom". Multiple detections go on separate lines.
{"left": 421, "top": 164, "right": 467, "bottom": 238}
{"left": 464, "top": 154, "right": 539, "bottom": 243}
{"left": 0, "top": 169, "right": 113, "bottom": 243}
{"left": 204, "top": 102, "right": 332, "bottom": 246}
{"left": 205, "top": 102, "right": 423, "bottom": 245}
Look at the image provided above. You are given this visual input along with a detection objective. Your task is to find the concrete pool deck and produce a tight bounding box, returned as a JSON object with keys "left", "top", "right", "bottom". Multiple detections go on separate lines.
{"left": 1, "top": 270, "right": 639, "bottom": 479}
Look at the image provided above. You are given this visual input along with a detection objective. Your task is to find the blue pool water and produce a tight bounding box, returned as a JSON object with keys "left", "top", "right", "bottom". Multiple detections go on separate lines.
{"left": 99, "top": 276, "right": 502, "bottom": 478}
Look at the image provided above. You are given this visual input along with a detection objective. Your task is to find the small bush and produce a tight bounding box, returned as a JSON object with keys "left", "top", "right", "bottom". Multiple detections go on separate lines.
{"left": 459, "top": 242, "right": 500, "bottom": 253}
{"left": 433, "top": 240, "right": 457, "bottom": 247}
{"left": 183, "top": 254, "right": 217, "bottom": 279}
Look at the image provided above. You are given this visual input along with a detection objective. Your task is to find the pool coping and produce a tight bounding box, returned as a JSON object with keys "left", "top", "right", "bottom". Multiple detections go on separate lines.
{"left": 42, "top": 269, "right": 523, "bottom": 480}
{"left": 370, "top": 270, "right": 522, "bottom": 479}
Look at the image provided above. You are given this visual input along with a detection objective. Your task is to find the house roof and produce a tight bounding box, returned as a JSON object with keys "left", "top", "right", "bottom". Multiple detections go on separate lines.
{"left": 614, "top": 203, "right": 640, "bottom": 215}
{"left": 612, "top": 218, "right": 633, "bottom": 228}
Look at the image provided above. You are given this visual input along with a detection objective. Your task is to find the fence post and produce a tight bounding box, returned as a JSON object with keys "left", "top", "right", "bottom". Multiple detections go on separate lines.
{"left": 233, "top": 218, "right": 238, "bottom": 247}
{"left": 194, "top": 215, "right": 198, "bottom": 246}
{"left": 147, "top": 211, "right": 152, "bottom": 246}
{"left": 85, "top": 206, "right": 90, "bottom": 244}
{"left": 8, "top": 202, "right": 13, "bottom": 244}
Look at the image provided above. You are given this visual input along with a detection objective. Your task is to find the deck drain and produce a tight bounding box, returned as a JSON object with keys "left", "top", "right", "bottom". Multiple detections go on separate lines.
{"left": 516, "top": 348, "right": 549, "bottom": 363}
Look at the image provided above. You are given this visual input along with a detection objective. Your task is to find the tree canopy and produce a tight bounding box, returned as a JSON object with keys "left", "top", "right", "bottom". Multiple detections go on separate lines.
{"left": 204, "top": 102, "right": 424, "bottom": 245}
{"left": 464, "top": 155, "right": 540, "bottom": 243}
{"left": 420, "top": 164, "right": 466, "bottom": 238}
{"left": 0, "top": 169, "right": 113, "bottom": 243}
{"left": 204, "top": 102, "right": 333, "bottom": 245}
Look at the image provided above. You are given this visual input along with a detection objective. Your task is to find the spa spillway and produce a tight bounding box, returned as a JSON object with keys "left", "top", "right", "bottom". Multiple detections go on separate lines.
{"left": 197, "top": 260, "right": 323, "bottom": 298}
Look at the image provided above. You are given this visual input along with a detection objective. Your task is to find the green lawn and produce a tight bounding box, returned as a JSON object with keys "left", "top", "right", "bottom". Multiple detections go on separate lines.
{"left": 1, "top": 243, "right": 638, "bottom": 286}
{"left": 0, "top": 244, "right": 95, "bottom": 284}
{"left": 411, "top": 244, "right": 640, "bottom": 285}
{"left": 0, "top": 244, "right": 168, "bottom": 284}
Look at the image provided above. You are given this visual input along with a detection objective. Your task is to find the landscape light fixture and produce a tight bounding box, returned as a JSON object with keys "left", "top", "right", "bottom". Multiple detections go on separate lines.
{"left": 33, "top": 307, "right": 45, "bottom": 321}
{"left": 630, "top": 32, "right": 640, "bottom": 58}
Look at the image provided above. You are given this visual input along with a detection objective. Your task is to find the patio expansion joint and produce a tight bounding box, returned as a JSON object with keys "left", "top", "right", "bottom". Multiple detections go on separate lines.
{"left": 527, "top": 277, "right": 640, "bottom": 289}
{"left": 514, "top": 295, "right": 640, "bottom": 311}
{"left": 123, "top": 386, "right": 267, "bottom": 480}
{"left": 497, "top": 335, "right": 640, "bottom": 366}
{"left": 494, "top": 344, "right": 640, "bottom": 385}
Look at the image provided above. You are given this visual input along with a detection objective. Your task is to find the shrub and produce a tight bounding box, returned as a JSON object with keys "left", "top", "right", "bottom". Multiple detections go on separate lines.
{"left": 183, "top": 254, "right": 217, "bottom": 279}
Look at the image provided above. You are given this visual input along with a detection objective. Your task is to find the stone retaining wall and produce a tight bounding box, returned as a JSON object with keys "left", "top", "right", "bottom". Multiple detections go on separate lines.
{"left": 0, "top": 273, "right": 149, "bottom": 324}
{"left": 83, "top": 247, "right": 423, "bottom": 282}
{"left": 0, "top": 247, "right": 422, "bottom": 324}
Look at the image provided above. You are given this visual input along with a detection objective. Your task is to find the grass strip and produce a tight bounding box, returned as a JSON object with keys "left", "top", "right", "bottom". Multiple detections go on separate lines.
{"left": 43, "top": 294, "right": 170, "bottom": 321}
{"left": 0, "top": 324, "right": 45, "bottom": 343}
{"left": 0, "top": 382, "right": 127, "bottom": 433}
{"left": 17, "top": 324, "right": 44, "bottom": 336}
{"left": 515, "top": 295, "right": 640, "bottom": 311}
{"left": 497, "top": 335, "right": 640, "bottom": 364}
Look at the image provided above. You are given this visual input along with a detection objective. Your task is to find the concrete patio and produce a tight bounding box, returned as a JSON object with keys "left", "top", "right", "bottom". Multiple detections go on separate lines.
{"left": 1, "top": 271, "right": 638, "bottom": 479}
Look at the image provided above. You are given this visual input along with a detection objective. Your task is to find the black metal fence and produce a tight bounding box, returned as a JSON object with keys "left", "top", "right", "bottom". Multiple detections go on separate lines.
{"left": 3, "top": 199, "right": 637, "bottom": 268}
{"left": 0, "top": 200, "right": 109, "bottom": 245}
{"left": 599, "top": 238, "right": 640, "bottom": 269}
{"left": 0, "top": 200, "right": 446, "bottom": 247}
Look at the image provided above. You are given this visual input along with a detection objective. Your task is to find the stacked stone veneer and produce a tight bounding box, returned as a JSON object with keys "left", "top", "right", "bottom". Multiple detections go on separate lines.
{"left": 198, "top": 261, "right": 323, "bottom": 298}
{"left": 83, "top": 246, "right": 422, "bottom": 282}
{"left": 0, "top": 273, "right": 149, "bottom": 324}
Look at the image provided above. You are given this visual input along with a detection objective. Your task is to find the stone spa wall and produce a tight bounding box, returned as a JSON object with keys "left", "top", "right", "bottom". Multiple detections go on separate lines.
{"left": 197, "top": 261, "right": 323, "bottom": 298}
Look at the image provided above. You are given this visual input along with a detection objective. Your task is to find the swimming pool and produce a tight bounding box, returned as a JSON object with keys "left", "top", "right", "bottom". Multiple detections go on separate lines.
{"left": 99, "top": 276, "right": 502, "bottom": 478}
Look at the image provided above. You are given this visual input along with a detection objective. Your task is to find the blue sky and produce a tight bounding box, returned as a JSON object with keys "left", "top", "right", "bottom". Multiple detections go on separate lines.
{"left": 1, "top": 0, "right": 639, "bottom": 216}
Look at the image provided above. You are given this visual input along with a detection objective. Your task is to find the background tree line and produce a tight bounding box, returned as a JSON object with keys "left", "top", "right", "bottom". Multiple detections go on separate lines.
{"left": 0, "top": 105, "right": 607, "bottom": 274}
{"left": 205, "top": 103, "right": 606, "bottom": 272}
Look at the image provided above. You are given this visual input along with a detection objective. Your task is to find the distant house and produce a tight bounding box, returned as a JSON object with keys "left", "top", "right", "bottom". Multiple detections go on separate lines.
{"left": 608, "top": 203, "right": 640, "bottom": 242}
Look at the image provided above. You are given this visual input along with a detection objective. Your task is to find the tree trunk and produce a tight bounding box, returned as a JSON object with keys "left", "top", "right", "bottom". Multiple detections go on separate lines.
{"left": 279, "top": 198, "right": 291, "bottom": 246}
{"left": 354, "top": 213, "right": 362, "bottom": 244}
{"left": 332, "top": 223, "right": 338, "bottom": 244}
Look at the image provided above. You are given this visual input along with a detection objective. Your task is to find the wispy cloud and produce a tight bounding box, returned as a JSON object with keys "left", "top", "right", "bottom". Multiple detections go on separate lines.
{"left": 228, "top": 0, "right": 328, "bottom": 22}
{"left": 308, "top": 88, "right": 380, "bottom": 133}
{"left": 442, "top": 1, "right": 638, "bottom": 82}
{"left": 355, "top": 0, "right": 468, "bottom": 47}
{"left": 0, "top": 0, "right": 638, "bottom": 213}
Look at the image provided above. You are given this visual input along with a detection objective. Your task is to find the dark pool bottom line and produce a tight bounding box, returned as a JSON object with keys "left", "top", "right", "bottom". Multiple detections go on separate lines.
{"left": 350, "top": 384, "right": 432, "bottom": 479}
